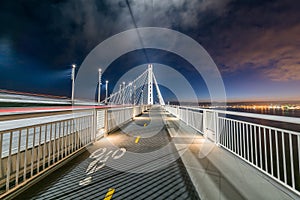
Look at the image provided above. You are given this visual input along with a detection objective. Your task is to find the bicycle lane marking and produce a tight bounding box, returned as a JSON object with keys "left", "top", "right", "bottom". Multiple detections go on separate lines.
{"left": 79, "top": 147, "right": 126, "bottom": 186}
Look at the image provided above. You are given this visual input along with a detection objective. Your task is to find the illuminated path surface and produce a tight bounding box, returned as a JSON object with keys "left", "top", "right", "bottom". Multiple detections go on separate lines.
{"left": 15, "top": 107, "right": 199, "bottom": 200}
{"left": 13, "top": 107, "right": 295, "bottom": 200}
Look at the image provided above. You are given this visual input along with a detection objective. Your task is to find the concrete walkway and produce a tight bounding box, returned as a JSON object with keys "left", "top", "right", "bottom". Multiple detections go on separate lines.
{"left": 163, "top": 111, "right": 297, "bottom": 200}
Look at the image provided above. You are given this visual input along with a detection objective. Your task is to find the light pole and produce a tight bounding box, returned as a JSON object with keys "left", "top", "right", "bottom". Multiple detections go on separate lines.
{"left": 105, "top": 80, "right": 108, "bottom": 104}
{"left": 98, "top": 68, "right": 102, "bottom": 104}
{"left": 71, "top": 64, "right": 76, "bottom": 104}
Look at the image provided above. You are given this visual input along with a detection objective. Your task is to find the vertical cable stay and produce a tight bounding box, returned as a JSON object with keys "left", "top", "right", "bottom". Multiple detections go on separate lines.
{"left": 102, "top": 65, "right": 165, "bottom": 106}
{"left": 125, "top": 0, "right": 150, "bottom": 63}
{"left": 153, "top": 71, "right": 165, "bottom": 105}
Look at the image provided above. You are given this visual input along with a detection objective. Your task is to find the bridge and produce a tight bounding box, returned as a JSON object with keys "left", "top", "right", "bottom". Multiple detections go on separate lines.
{"left": 0, "top": 65, "right": 299, "bottom": 200}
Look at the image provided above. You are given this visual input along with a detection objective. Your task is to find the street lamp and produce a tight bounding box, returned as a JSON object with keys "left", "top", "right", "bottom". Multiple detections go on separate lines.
{"left": 71, "top": 64, "right": 76, "bottom": 104}
{"left": 105, "top": 80, "right": 109, "bottom": 104}
{"left": 98, "top": 68, "right": 102, "bottom": 104}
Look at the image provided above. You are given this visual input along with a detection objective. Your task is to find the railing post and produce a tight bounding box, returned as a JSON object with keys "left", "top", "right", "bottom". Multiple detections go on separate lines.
{"left": 215, "top": 111, "right": 219, "bottom": 146}
{"left": 203, "top": 110, "right": 207, "bottom": 138}
{"left": 186, "top": 108, "right": 189, "bottom": 126}
{"left": 132, "top": 105, "right": 135, "bottom": 118}
{"left": 93, "top": 109, "right": 97, "bottom": 142}
{"left": 104, "top": 109, "right": 108, "bottom": 137}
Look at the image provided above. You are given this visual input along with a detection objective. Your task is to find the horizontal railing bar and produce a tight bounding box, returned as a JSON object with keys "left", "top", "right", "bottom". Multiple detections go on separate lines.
{"left": 0, "top": 112, "right": 94, "bottom": 132}
{"left": 165, "top": 105, "right": 300, "bottom": 197}
{"left": 0, "top": 106, "right": 112, "bottom": 116}
{"left": 0, "top": 105, "right": 148, "bottom": 196}
{"left": 0, "top": 120, "right": 81, "bottom": 141}
{"left": 0, "top": 116, "right": 93, "bottom": 158}
{"left": 219, "top": 116, "right": 300, "bottom": 136}
{"left": 219, "top": 143, "right": 300, "bottom": 197}
{"left": 107, "top": 107, "right": 138, "bottom": 112}
{"left": 170, "top": 106, "right": 300, "bottom": 124}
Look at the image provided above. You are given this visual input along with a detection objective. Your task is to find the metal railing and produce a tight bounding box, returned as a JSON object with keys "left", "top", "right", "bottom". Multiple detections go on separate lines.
{"left": 107, "top": 106, "right": 149, "bottom": 132}
{"left": 0, "top": 105, "right": 148, "bottom": 196}
{"left": 165, "top": 105, "right": 300, "bottom": 196}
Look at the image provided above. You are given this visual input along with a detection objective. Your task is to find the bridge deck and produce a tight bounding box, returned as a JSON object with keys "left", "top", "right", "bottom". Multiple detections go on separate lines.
{"left": 165, "top": 113, "right": 295, "bottom": 200}
{"left": 15, "top": 107, "right": 199, "bottom": 200}
{"left": 14, "top": 107, "right": 295, "bottom": 200}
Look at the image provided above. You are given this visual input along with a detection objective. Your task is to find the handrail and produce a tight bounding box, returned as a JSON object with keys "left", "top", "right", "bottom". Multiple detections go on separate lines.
{"left": 0, "top": 105, "right": 149, "bottom": 197}
{"left": 175, "top": 105, "right": 300, "bottom": 124}
{"left": 165, "top": 105, "right": 300, "bottom": 196}
{"left": 0, "top": 111, "right": 93, "bottom": 132}
{"left": 0, "top": 105, "right": 113, "bottom": 116}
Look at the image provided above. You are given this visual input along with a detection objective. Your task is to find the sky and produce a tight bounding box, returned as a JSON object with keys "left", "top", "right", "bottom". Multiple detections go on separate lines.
{"left": 0, "top": 0, "right": 299, "bottom": 102}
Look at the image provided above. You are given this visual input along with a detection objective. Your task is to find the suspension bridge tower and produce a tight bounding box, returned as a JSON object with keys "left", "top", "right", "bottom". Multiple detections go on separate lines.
{"left": 147, "top": 64, "right": 153, "bottom": 105}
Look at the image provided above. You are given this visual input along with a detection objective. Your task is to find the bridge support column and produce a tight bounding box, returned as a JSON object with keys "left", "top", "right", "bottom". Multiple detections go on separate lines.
{"left": 147, "top": 64, "right": 153, "bottom": 105}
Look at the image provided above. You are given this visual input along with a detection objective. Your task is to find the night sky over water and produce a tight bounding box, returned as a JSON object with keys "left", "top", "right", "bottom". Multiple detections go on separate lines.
{"left": 0, "top": 0, "right": 299, "bottom": 102}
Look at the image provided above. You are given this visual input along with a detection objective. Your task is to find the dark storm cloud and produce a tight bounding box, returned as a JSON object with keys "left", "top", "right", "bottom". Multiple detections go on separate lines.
{"left": 0, "top": 0, "right": 233, "bottom": 97}
{"left": 0, "top": 0, "right": 127, "bottom": 67}
{"left": 0, "top": 0, "right": 232, "bottom": 68}
{"left": 200, "top": 0, "right": 300, "bottom": 81}
{"left": 47, "top": 0, "right": 233, "bottom": 48}
{"left": 0, "top": 0, "right": 299, "bottom": 99}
